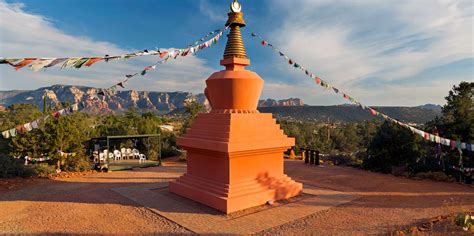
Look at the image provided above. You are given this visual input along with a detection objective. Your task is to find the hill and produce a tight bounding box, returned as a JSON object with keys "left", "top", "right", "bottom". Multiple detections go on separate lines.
{"left": 259, "top": 105, "right": 441, "bottom": 124}
{"left": 0, "top": 85, "right": 441, "bottom": 123}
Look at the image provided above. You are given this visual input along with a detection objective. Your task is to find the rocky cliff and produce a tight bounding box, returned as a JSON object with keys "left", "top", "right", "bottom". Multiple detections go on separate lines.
{"left": 258, "top": 98, "right": 305, "bottom": 107}
{"left": 0, "top": 85, "right": 209, "bottom": 114}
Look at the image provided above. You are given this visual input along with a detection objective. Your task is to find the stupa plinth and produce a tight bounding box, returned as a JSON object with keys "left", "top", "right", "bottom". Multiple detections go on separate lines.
{"left": 169, "top": 0, "right": 303, "bottom": 214}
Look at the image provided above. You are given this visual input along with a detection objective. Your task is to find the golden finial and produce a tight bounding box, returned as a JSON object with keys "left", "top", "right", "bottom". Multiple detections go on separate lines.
{"left": 223, "top": 0, "right": 247, "bottom": 59}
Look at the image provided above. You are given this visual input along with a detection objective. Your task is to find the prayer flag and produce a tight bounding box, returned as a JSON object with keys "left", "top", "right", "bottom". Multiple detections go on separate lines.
{"left": 333, "top": 88, "right": 339, "bottom": 93}
{"left": 14, "top": 58, "right": 37, "bottom": 71}
{"left": 30, "top": 59, "right": 55, "bottom": 72}
{"left": 73, "top": 58, "right": 89, "bottom": 68}
{"left": 45, "top": 58, "right": 67, "bottom": 68}
{"left": 370, "top": 108, "right": 377, "bottom": 116}
{"left": 52, "top": 111, "right": 60, "bottom": 118}
{"left": 450, "top": 140, "right": 456, "bottom": 149}
{"left": 62, "top": 58, "right": 81, "bottom": 69}
{"left": 315, "top": 77, "right": 321, "bottom": 84}
{"left": 2, "top": 130, "right": 10, "bottom": 139}
{"left": 85, "top": 58, "right": 103, "bottom": 67}
{"left": 0, "top": 58, "right": 20, "bottom": 65}
{"left": 24, "top": 123, "right": 32, "bottom": 132}
{"left": 72, "top": 103, "right": 79, "bottom": 112}
{"left": 16, "top": 125, "right": 26, "bottom": 134}
{"left": 9, "top": 128, "right": 16, "bottom": 137}
{"left": 159, "top": 51, "right": 168, "bottom": 58}
{"left": 289, "top": 59, "right": 293, "bottom": 65}
{"left": 429, "top": 134, "right": 435, "bottom": 142}
{"left": 31, "top": 120, "right": 39, "bottom": 129}
{"left": 117, "top": 82, "right": 125, "bottom": 88}
{"left": 261, "top": 40, "right": 268, "bottom": 46}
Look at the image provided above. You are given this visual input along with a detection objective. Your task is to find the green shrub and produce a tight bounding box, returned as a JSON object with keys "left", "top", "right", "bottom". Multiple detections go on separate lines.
{"left": 63, "top": 154, "right": 92, "bottom": 172}
{"left": 31, "top": 163, "right": 57, "bottom": 177}
{"left": 0, "top": 155, "right": 35, "bottom": 178}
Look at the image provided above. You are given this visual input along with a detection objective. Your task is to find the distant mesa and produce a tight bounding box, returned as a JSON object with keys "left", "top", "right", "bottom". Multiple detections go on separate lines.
{"left": 0, "top": 84, "right": 302, "bottom": 114}
{"left": 258, "top": 98, "right": 305, "bottom": 107}
{"left": 0, "top": 84, "right": 441, "bottom": 124}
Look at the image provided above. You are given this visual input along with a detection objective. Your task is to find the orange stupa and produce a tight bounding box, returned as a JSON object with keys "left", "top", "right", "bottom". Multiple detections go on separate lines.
{"left": 169, "top": 0, "right": 303, "bottom": 214}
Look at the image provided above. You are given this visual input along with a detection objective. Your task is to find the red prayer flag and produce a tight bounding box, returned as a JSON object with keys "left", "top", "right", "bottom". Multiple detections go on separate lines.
{"left": 14, "top": 58, "right": 37, "bottom": 71}
{"left": 261, "top": 40, "right": 267, "bottom": 46}
{"left": 289, "top": 59, "right": 293, "bottom": 65}
{"left": 16, "top": 125, "right": 26, "bottom": 134}
{"left": 85, "top": 58, "right": 103, "bottom": 67}
{"left": 315, "top": 77, "right": 321, "bottom": 84}
{"left": 343, "top": 94, "right": 349, "bottom": 99}
{"left": 159, "top": 51, "right": 168, "bottom": 58}
{"left": 370, "top": 108, "right": 377, "bottom": 116}
{"left": 52, "top": 111, "right": 60, "bottom": 119}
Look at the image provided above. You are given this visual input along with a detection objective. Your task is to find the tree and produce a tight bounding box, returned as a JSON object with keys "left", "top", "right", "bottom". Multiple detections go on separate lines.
{"left": 439, "top": 81, "right": 474, "bottom": 143}
{"left": 1, "top": 104, "right": 44, "bottom": 158}
{"left": 180, "top": 101, "right": 206, "bottom": 134}
{"left": 364, "top": 121, "right": 426, "bottom": 173}
{"left": 426, "top": 81, "right": 474, "bottom": 168}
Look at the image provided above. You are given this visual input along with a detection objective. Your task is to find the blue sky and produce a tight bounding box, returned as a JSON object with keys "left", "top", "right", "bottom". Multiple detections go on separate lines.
{"left": 0, "top": 0, "right": 472, "bottom": 106}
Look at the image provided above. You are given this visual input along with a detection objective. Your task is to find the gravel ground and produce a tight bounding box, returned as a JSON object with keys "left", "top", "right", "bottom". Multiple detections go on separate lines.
{"left": 1, "top": 158, "right": 473, "bottom": 235}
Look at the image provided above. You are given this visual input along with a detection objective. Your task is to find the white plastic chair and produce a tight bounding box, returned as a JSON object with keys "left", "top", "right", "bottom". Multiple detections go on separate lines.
{"left": 113, "top": 150, "right": 121, "bottom": 160}
{"left": 132, "top": 149, "right": 140, "bottom": 159}
{"left": 121, "top": 148, "right": 126, "bottom": 160}
{"left": 99, "top": 153, "right": 106, "bottom": 162}
{"left": 126, "top": 148, "right": 133, "bottom": 159}
{"left": 103, "top": 150, "right": 111, "bottom": 160}
{"left": 139, "top": 154, "right": 147, "bottom": 163}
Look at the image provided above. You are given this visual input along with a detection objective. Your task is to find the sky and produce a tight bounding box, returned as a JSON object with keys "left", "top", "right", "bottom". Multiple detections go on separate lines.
{"left": 0, "top": 0, "right": 472, "bottom": 106}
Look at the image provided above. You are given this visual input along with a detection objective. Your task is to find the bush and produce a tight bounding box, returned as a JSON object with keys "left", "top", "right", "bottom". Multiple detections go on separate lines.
{"left": 363, "top": 121, "right": 426, "bottom": 174}
{"left": 0, "top": 155, "right": 35, "bottom": 178}
{"left": 63, "top": 155, "right": 92, "bottom": 172}
{"left": 31, "top": 163, "right": 57, "bottom": 177}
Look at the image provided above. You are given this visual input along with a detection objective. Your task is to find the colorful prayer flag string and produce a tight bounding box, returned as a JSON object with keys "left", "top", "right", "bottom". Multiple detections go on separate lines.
{"left": 1, "top": 27, "right": 229, "bottom": 139}
{"left": 250, "top": 32, "right": 473, "bottom": 152}
{"left": 0, "top": 28, "right": 225, "bottom": 72}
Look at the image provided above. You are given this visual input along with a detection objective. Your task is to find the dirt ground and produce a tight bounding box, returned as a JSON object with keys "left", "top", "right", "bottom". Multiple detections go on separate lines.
{"left": 1, "top": 158, "right": 473, "bottom": 235}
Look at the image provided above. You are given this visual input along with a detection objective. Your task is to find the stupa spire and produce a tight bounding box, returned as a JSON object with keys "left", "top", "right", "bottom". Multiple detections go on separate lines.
{"left": 223, "top": 0, "right": 247, "bottom": 59}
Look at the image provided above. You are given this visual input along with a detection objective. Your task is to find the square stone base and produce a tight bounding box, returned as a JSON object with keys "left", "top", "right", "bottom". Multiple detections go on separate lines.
{"left": 112, "top": 182, "right": 358, "bottom": 234}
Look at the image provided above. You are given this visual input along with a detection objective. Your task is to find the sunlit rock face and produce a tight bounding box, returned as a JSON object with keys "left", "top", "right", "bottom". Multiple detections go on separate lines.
{"left": 258, "top": 98, "right": 305, "bottom": 107}
{"left": 0, "top": 84, "right": 207, "bottom": 114}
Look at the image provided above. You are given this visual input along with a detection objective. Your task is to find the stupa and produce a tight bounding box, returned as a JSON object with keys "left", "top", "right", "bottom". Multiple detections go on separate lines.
{"left": 169, "top": 0, "right": 303, "bottom": 214}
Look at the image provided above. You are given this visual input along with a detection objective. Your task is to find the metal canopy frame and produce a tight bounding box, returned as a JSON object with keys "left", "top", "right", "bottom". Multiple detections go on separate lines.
{"left": 90, "top": 134, "right": 161, "bottom": 166}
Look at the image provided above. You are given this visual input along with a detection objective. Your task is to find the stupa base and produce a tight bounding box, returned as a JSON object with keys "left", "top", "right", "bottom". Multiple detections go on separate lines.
{"left": 170, "top": 171, "right": 302, "bottom": 214}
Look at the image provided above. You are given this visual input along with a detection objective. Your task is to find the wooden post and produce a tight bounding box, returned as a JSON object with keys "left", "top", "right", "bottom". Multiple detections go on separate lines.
{"left": 315, "top": 150, "right": 320, "bottom": 166}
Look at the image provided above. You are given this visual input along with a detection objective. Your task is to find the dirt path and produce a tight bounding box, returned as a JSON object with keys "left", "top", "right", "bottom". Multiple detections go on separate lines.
{"left": 1, "top": 158, "right": 473, "bottom": 235}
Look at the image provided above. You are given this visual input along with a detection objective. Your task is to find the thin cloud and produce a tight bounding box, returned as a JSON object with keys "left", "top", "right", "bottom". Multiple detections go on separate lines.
{"left": 261, "top": 0, "right": 473, "bottom": 105}
{"left": 199, "top": 0, "right": 227, "bottom": 22}
{"left": 0, "top": 1, "right": 215, "bottom": 94}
